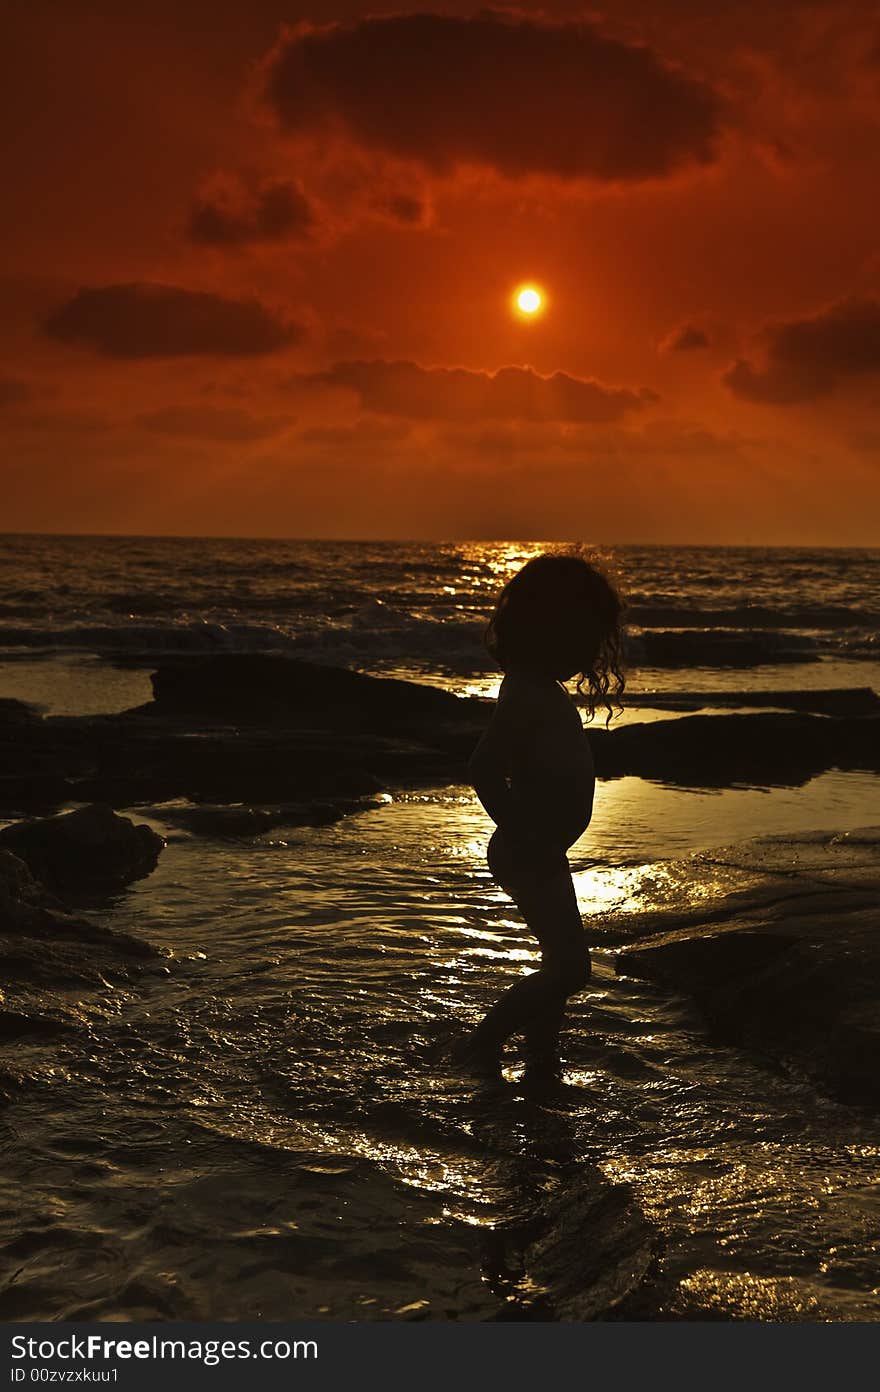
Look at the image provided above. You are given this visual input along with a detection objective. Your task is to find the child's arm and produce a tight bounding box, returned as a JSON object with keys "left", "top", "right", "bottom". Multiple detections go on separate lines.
{"left": 468, "top": 678, "right": 560, "bottom": 867}
{"left": 468, "top": 706, "right": 526, "bottom": 843}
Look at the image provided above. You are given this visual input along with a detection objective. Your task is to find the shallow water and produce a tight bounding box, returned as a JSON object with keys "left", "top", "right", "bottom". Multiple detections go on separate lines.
{"left": 2, "top": 537, "right": 877, "bottom": 1320}
{"left": 3, "top": 791, "right": 879, "bottom": 1321}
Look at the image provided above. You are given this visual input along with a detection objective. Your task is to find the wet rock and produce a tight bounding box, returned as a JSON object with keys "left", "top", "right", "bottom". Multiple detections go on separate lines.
{"left": 147, "top": 654, "right": 485, "bottom": 736}
{"left": 523, "top": 1173, "right": 657, "bottom": 1320}
{"left": 0, "top": 847, "right": 155, "bottom": 958}
{"left": 0, "top": 847, "right": 162, "bottom": 1072}
{"left": 0, "top": 660, "right": 877, "bottom": 822}
{"left": 151, "top": 795, "right": 386, "bottom": 838}
{"left": 0, "top": 698, "right": 41, "bottom": 724}
{"left": 81, "top": 727, "right": 446, "bottom": 807}
{"left": 0, "top": 1008, "right": 76, "bottom": 1041}
{"left": 621, "top": 687, "right": 880, "bottom": 718}
{"left": 614, "top": 828, "right": 880, "bottom": 1105}
{"left": 0, "top": 712, "right": 460, "bottom": 817}
{"left": 632, "top": 628, "right": 817, "bottom": 668}
{"left": 0, "top": 710, "right": 95, "bottom": 816}
{"left": 590, "top": 711, "right": 880, "bottom": 786}
{"left": 144, "top": 660, "right": 879, "bottom": 789}
{"left": 0, "top": 1066, "right": 24, "bottom": 1108}
{"left": 0, "top": 658, "right": 480, "bottom": 817}
{"left": 0, "top": 846, "right": 61, "bottom": 930}
{"left": 0, "top": 773, "right": 77, "bottom": 816}
{"left": 0, "top": 803, "right": 164, "bottom": 898}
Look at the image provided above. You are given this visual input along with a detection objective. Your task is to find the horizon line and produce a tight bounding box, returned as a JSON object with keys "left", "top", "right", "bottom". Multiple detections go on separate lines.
{"left": 0, "top": 531, "right": 877, "bottom": 551}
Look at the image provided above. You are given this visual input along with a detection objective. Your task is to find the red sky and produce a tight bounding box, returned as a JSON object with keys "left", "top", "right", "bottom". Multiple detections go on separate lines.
{"left": 3, "top": 0, "right": 880, "bottom": 542}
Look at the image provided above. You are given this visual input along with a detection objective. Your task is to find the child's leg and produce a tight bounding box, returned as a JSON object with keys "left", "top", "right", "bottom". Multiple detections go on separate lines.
{"left": 523, "top": 999, "right": 567, "bottom": 1071}
{"left": 460, "top": 833, "right": 590, "bottom": 1061}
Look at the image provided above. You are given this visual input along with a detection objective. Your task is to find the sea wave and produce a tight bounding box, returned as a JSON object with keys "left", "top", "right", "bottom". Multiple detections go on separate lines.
{"left": 1, "top": 538, "right": 878, "bottom": 689}
{"left": 0, "top": 621, "right": 302, "bottom": 656}
{"left": 0, "top": 614, "right": 840, "bottom": 670}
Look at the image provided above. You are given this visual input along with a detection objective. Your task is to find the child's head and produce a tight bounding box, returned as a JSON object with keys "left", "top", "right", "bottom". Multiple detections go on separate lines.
{"left": 485, "top": 549, "right": 625, "bottom": 720}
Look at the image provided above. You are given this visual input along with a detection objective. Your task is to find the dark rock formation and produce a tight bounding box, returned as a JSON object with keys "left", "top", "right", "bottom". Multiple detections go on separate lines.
{"left": 147, "top": 654, "right": 485, "bottom": 736}
{"left": 0, "top": 698, "right": 42, "bottom": 724}
{"left": 0, "top": 657, "right": 877, "bottom": 822}
{"left": 0, "top": 804, "right": 164, "bottom": 898}
{"left": 77, "top": 727, "right": 448, "bottom": 807}
{"left": 152, "top": 795, "right": 385, "bottom": 838}
{"left": 589, "top": 710, "right": 880, "bottom": 786}
{"left": 137, "top": 659, "right": 880, "bottom": 789}
{"left": 0, "top": 665, "right": 482, "bottom": 820}
{"left": 0, "top": 847, "right": 163, "bottom": 1089}
{"left": 522, "top": 1174, "right": 657, "bottom": 1319}
{"left": 620, "top": 687, "right": 880, "bottom": 718}
{"left": 632, "top": 629, "right": 816, "bottom": 668}
{"left": 613, "top": 828, "right": 880, "bottom": 1106}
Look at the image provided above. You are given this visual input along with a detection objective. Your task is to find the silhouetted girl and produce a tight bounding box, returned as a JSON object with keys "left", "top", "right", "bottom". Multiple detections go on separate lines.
{"left": 455, "top": 550, "right": 625, "bottom": 1080}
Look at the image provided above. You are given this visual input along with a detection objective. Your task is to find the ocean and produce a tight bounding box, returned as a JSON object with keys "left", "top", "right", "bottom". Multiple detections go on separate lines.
{"left": 1, "top": 536, "right": 879, "bottom": 1321}
{"left": 1, "top": 538, "right": 879, "bottom": 702}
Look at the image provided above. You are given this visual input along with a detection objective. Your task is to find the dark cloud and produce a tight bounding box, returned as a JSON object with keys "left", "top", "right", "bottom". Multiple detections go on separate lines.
{"left": 438, "top": 417, "right": 746, "bottom": 462}
{"left": 263, "top": 12, "right": 722, "bottom": 182}
{"left": 848, "top": 429, "right": 880, "bottom": 453}
{"left": 137, "top": 405, "right": 289, "bottom": 440}
{"left": 2, "top": 407, "right": 111, "bottom": 435}
{"left": 724, "top": 296, "right": 880, "bottom": 403}
{"left": 661, "top": 323, "right": 711, "bottom": 352}
{"left": 0, "top": 376, "right": 35, "bottom": 406}
{"left": 307, "top": 359, "right": 653, "bottom": 422}
{"left": 373, "top": 191, "right": 431, "bottom": 227}
{"left": 300, "top": 420, "right": 410, "bottom": 446}
{"left": 187, "top": 176, "right": 315, "bottom": 246}
{"left": 45, "top": 283, "right": 299, "bottom": 358}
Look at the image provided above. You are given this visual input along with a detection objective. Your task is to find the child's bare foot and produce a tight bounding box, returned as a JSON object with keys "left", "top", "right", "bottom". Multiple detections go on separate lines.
{"left": 521, "top": 1057, "right": 563, "bottom": 1091}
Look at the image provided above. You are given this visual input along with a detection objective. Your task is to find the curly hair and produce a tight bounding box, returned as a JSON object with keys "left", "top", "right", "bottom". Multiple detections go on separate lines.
{"left": 485, "top": 548, "right": 626, "bottom": 723}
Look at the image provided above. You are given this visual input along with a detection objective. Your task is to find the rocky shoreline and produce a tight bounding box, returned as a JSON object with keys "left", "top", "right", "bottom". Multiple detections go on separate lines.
{"left": 1, "top": 656, "right": 878, "bottom": 1117}
{"left": 610, "top": 827, "right": 880, "bottom": 1107}
{"left": 0, "top": 815, "right": 167, "bottom": 1108}
{"left": 2, "top": 656, "right": 879, "bottom": 823}
{"left": 0, "top": 656, "right": 877, "bottom": 1323}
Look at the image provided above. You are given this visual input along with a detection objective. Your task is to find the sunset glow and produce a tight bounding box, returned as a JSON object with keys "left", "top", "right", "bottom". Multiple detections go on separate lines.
{"left": 2, "top": 4, "right": 880, "bottom": 542}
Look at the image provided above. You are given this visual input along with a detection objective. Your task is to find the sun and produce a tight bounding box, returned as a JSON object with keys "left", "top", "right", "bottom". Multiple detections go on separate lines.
{"left": 514, "top": 285, "right": 544, "bottom": 317}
